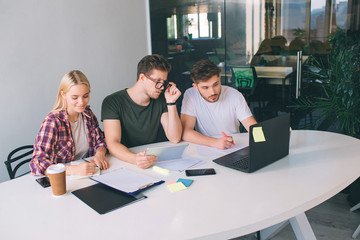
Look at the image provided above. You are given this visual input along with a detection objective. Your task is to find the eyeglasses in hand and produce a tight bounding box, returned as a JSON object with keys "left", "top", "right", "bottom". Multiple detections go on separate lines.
{"left": 144, "top": 74, "right": 171, "bottom": 90}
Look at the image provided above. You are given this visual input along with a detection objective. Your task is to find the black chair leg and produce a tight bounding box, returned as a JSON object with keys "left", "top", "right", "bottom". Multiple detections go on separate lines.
{"left": 257, "top": 231, "right": 261, "bottom": 240}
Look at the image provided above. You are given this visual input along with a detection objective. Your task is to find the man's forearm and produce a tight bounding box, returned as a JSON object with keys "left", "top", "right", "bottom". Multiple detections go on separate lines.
{"left": 182, "top": 128, "right": 218, "bottom": 148}
{"left": 107, "top": 141, "right": 137, "bottom": 164}
{"left": 165, "top": 105, "right": 182, "bottom": 143}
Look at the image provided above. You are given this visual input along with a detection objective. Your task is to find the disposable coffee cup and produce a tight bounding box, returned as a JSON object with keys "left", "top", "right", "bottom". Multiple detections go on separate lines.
{"left": 46, "top": 164, "right": 66, "bottom": 197}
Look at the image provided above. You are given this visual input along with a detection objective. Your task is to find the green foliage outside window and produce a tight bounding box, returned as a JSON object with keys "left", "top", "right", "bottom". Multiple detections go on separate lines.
{"left": 292, "top": 28, "right": 360, "bottom": 137}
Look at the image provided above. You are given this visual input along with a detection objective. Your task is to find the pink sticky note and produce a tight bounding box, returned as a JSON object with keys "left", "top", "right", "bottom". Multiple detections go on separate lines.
{"left": 168, "top": 180, "right": 176, "bottom": 185}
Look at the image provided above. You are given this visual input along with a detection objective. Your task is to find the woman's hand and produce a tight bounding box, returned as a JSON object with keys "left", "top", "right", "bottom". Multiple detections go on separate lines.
{"left": 90, "top": 154, "right": 109, "bottom": 170}
{"left": 66, "top": 162, "right": 97, "bottom": 176}
{"left": 77, "top": 161, "right": 98, "bottom": 175}
{"left": 90, "top": 146, "right": 109, "bottom": 170}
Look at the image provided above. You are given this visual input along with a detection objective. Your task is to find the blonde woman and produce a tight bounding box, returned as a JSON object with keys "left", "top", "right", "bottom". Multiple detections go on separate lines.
{"left": 30, "top": 70, "right": 108, "bottom": 176}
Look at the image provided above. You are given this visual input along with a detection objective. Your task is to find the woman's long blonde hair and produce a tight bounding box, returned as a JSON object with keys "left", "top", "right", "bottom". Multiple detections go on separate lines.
{"left": 53, "top": 70, "right": 91, "bottom": 111}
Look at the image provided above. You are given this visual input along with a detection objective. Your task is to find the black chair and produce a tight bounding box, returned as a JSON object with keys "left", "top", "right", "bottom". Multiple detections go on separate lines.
{"left": 230, "top": 66, "right": 263, "bottom": 109}
{"left": 229, "top": 66, "right": 265, "bottom": 129}
{"left": 231, "top": 66, "right": 257, "bottom": 95}
{"left": 4, "top": 145, "right": 33, "bottom": 179}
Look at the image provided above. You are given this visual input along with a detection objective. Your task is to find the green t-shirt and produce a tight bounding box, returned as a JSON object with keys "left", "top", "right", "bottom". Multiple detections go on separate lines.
{"left": 101, "top": 89, "right": 168, "bottom": 148}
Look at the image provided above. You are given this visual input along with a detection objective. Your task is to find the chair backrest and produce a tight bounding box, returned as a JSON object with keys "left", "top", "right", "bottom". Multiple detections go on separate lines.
{"left": 208, "top": 55, "right": 220, "bottom": 65}
{"left": 5, "top": 145, "right": 33, "bottom": 179}
{"left": 231, "top": 66, "right": 257, "bottom": 90}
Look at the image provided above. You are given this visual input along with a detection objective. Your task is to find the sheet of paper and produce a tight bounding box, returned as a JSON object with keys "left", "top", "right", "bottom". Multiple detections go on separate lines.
{"left": 252, "top": 127, "right": 266, "bottom": 142}
{"left": 167, "top": 182, "right": 187, "bottom": 192}
{"left": 90, "top": 168, "right": 162, "bottom": 194}
{"left": 192, "top": 143, "right": 248, "bottom": 159}
{"left": 154, "top": 157, "right": 203, "bottom": 172}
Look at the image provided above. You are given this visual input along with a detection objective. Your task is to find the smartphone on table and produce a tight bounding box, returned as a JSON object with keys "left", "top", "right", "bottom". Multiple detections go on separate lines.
{"left": 36, "top": 176, "right": 51, "bottom": 188}
{"left": 185, "top": 168, "right": 216, "bottom": 176}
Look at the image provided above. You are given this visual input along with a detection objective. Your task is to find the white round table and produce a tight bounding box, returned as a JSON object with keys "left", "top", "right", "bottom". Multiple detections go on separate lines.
{"left": 1, "top": 130, "right": 360, "bottom": 240}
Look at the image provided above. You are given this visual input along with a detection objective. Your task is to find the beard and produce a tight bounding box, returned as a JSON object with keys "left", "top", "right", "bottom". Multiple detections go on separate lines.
{"left": 198, "top": 90, "right": 220, "bottom": 103}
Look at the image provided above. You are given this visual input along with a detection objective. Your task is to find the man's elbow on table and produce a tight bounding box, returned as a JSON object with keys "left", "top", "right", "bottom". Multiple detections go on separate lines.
{"left": 168, "top": 132, "right": 182, "bottom": 144}
{"left": 181, "top": 128, "right": 195, "bottom": 143}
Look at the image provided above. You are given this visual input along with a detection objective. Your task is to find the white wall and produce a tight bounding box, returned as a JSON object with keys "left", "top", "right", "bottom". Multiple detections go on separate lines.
{"left": 0, "top": 0, "right": 150, "bottom": 182}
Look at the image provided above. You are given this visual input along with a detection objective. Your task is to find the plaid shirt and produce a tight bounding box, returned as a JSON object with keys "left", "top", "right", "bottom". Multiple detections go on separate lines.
{"left": 30, "top": 106, "right": 106, "bottom": 175}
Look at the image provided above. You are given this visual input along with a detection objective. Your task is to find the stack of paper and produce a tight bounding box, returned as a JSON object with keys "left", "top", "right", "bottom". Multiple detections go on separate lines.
{"left": 90, "top": 168, "right": 164, "bottom": 195}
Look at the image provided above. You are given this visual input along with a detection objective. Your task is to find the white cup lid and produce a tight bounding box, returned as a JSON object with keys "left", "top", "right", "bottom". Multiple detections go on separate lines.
{"left": 46, "top": 164, "right": 66, "bottom": 174}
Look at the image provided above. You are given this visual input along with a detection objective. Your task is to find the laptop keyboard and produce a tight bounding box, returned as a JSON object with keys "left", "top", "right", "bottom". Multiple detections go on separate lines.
{"left": 231, "top": 156, "right": 249, "bottom": 169}
{"left": 213, "top": 146, "right": 250, "bottom": 170}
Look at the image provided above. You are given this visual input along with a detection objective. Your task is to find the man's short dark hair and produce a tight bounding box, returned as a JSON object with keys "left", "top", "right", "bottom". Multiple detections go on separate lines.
{"left": 190, "top": 59, "right": 221, "bottom": 84}
{"left": 137, "top": 54, "right": 171, "bottom": 79}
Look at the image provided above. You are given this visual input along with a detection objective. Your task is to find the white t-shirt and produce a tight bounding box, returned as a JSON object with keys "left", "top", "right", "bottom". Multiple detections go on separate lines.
{"left": 70, "top": 113, "right": 89, "bottom": 160}
{"left": 181, "top": 85, "right": 252, "bottom": 136}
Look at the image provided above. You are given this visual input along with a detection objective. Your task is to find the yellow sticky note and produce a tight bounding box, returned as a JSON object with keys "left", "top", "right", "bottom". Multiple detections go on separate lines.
{"left": 153, "top": 166, "right": 170, "bottom": 174}
{"left": 253, "top": 127, "right": 266, "bottom": 142}
{"left": 167, "top": 182, "right": 187, "bottom": 192}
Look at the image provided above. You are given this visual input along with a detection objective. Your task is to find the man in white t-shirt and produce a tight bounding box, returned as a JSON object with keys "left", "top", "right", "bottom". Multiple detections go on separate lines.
{"left": 181, "top": 59, "right": 257, "bottom": 149}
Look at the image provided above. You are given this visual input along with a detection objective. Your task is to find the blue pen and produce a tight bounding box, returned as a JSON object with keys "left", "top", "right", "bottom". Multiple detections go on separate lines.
{"left": 81, "top": 158, "right": 101, "bottom": 176}
{"left": 81, "top": 158, "right": 99, "bottom": 168}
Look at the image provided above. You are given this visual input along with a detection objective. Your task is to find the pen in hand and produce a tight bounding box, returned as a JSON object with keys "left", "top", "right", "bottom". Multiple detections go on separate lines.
{"left": 81, "top": 158, "right": 99, "bottom": 168}
{"left": 221, "top": 131, "right": 236, "bottom": 146}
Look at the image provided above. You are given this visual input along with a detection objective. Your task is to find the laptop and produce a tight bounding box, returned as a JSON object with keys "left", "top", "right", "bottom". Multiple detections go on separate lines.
{"left": 213, "top": 114, "right": 290, "bottom": 173}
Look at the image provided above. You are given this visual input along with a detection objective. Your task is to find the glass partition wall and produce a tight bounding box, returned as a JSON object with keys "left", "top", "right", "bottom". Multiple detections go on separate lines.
{"left": 149, "top": 0, "right": 355, "bottom": 126}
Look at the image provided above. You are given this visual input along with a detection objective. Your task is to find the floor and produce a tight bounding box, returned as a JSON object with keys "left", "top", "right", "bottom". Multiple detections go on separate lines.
{"left": 233, "top": 193, "right": 360, "bottom": 240}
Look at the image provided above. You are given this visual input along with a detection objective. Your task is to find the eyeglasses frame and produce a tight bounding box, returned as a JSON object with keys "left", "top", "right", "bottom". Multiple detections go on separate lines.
{"left": 143, "top": 73, "right": 171, "bottom": 90}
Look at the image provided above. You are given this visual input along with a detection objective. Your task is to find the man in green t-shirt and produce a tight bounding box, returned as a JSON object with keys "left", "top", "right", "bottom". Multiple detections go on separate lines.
{"left": 101, "top": 54, "right": 182, "bottom": 169}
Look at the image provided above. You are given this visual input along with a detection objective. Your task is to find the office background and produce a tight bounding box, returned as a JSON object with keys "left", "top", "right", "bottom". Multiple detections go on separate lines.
{"left": 0, "top": 0, "right": 150, "bottom": 183}
{"left": 1, "top": 0, "right": 358, "bottom": 183}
